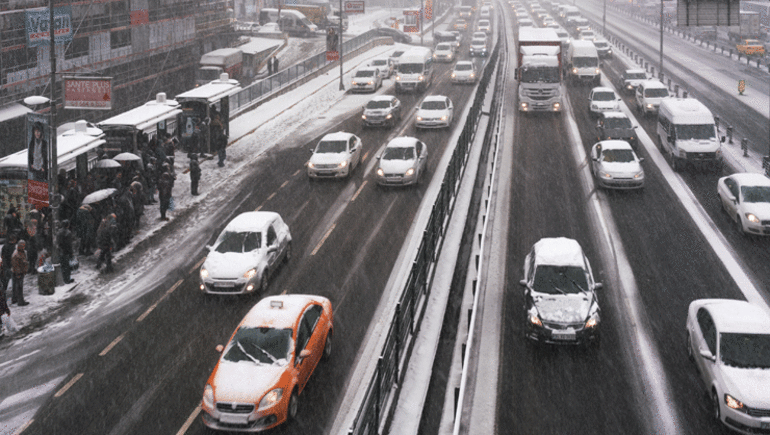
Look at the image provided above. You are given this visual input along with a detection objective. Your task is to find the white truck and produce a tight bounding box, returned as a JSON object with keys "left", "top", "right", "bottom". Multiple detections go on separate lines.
{"left": 196, "top": 48, "right": 243, "bottom": 86}
{"left": 566, "top": 40, "right": 600, "bottom": 85}
{"left": 657, "top": 98, "right": 723, "bottom": 172}
{"left": 516, "top": 28, "right": 563, "bottom": 113}
{"left": 394, "top": 47, "right": 434, "bottom": 93}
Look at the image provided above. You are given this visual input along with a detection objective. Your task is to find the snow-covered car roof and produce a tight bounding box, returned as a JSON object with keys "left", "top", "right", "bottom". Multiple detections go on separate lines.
{"left": 625, "top": 68, "right": 646, "bottom": 75}
{"left": 241, "top": 295, "right": 330, "bottom": 329}
{"left": 224, "top": 211, "right": 281, "bottom": 233}
{"left": 422, "top": 95, "right": 448, "bottom": 103}
{"left": 532, "top": 237, "right": 586, "bottom": 268}
{"left": 454, "top": 61, "right": 474, "bottom": 68}
{"left": 728, "top": 172, "right": 770, "bottom": 187}
{"left": 386, "top": 136, "right": 420, "bottom": 148}
{"left": 435, "top": 43, "right": 453, "bottom": 50}
{"left": 320, "top": 131, "right": 355, "bottom": 142}
{"left": 597, "top": 140, "right": 634, "bottom": 151}
{"left": 601, "top": 111, "right": 629, "bottom": 119}
{"left": 639, "top": 79, "right": 667, "bottom": 89}
{"left": 355, "top": 67, "right": 378, "bottom": 75}
{"left": 697, "top": 299, "right": 770, "bottom": 334}
{"left": 370, "top": 95, "right": 397, "bottom": 103}
{"left": 591, "top": 86, "right": 615, "bottom": 94}
{"left": 370, "top": 58, "right": 389, "bottom": 64}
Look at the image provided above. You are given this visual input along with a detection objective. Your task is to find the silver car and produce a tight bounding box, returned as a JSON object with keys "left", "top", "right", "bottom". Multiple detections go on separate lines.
{"left": 362, "top": 95, "right": 402, "bottom": 127}
{"left": 375, "top": 136, "right": 428, "bottom": 186}
{"left": 307, "top": 131, "right": 362, "bottom": 178}
{"left": 590, "top": 140, "right": 645, "bottom": 190}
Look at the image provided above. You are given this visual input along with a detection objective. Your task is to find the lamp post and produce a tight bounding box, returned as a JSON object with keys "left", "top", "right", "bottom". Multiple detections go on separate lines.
{"left": 339, "top": 0, "right": 344, "bottom": 91}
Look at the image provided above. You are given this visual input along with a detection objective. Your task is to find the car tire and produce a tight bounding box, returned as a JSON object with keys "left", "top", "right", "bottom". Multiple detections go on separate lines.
{"left": 686, "top": 332, "right": 694, "bottom": 362}
{"left": 288, "top": 390, "right": 299, "bottom": 422}
{"left": 322, "top": 330, "right": 332, "bottom": 361}
{"left": 712, "top": 390, "right": 721, "bottom": 422}
{"left": 260, "top": 272, "right": 269, "bottom": 293}
{"left": 283, "top": 242, "right": 292, "bottom": 264}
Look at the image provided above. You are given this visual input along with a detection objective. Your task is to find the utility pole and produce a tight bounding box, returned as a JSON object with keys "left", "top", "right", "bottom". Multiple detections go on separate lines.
{"left": 659, "top": 0, "right": 664, "bottom": 78}
{"left": 48, "top": 0, "right": 63, "bottom": 286}
{"left": 339, "top": 0, "right": 344, "bottom": 90}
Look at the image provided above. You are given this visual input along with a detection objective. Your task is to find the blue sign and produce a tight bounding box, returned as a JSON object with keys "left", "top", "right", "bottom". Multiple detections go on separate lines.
{"left": 25, "top": 6, "right": 73, "bottom": 47}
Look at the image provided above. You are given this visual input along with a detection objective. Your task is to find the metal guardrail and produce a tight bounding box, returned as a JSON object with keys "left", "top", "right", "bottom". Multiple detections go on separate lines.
{"left": 347, "top": 28, "right": 504, "bottom": 435}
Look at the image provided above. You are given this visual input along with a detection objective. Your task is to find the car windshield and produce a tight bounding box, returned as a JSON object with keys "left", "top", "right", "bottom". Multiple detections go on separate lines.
{"left": 741, "top": 185, "right": 770, "bottom": 203}
{"left": 421, "top": 100, "right": 447, "bottom": 110}
{"left": 455, "top": 63, "right": 473, "bottom": 71}
{"left": 601, "top": 149, "right": 635, "bottom": 163}
{"left": 593, "top": 91, "right": 616, "bottom": 101}
{"left": 366, "top": 100, "right": 391, "bottom": 109}
{"left": 720, "top": 333, "right": 770, "bottom": 369}
{"left": 674, "top": 124, "right": 715, "bottom": 140}
{"left": 398, "top": 63, "right": 423, "bottom": 74}
{"left": 471, "top": 40, "right": 486, "bottom": 47}
{"left": 573, "top": 57, "right": 598, "bottom": 67}
{"left": 626, "top": 72, "right": 646, "bottom": 80}
{"left": 533, "top": 265, "right": 589, "bottom": 295}
{"left": 594, "top": 41, "right": 609, "bottom": 48}
{"left": 520, "top": 66, "right": 560, "bottom": 83}
{"left": 355, "top": 70, "right": 374, "bottom": 77}
{"left": 316, "top": 140, "right": 347, "bottom": 153}
{"left": 223, "top": 327, "right": 293, "bottom": 366}
{"left": 382, "top": 147, "right": 415, "bottom": 160}
{"left": 392, "top": 50, "right": 404, "bottom": 58}
{"left": 371, "top": 60, "right": 387, "bottom": 66}
{"left": 604, "top": 117, "right": 632, "bottom": 129}
{"left": 215, "top": 231, "right": 261, "bottom": 253}
{"left": 436, "top": 43, "right": 451, "bottom": 51}
{"left": 645, "top": 88, "right": 669, "bottom": 98}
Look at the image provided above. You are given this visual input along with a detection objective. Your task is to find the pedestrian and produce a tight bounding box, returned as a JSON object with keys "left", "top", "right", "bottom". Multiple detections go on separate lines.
{"left": 25, "top": 218, "right": 39, "bottom": 274}
{"left": 211, "top": 113, "right": 226, "bottom": 167}
{"left": 273, "top": 56, "right": 279, "bottom": 72}
{"left": 0, "top": 284, "right": 10, "bottom": 339}
{"left": 1, "top": 234, "right": 16, "bottom": 294}
{"left": 95, "top": 214, "right": 115, "bottom": 273}
{"left": 57, "top": 220, "right": 75, "bottom": 284}
{"left": 190, "top": 154, "right": 201, "bottom": 195}
{"left": 75, "top": 204, "right": 95, "bottom": 255}
{"left": 158, "top": 171, "right": 174, "bottom": 221}
{"left": 3, "top": 207, "right": 23, "bottom": 241}
{"left": 11, "top": 240, "right": 29, "bottom": 306}
{"left": 115, "top": 188, "right": 135, "bottom": 249}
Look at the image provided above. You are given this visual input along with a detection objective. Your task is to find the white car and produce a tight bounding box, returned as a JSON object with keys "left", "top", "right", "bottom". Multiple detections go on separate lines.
{"left": 451, "top": 61, "right": 478, "bottom": 84}
{"left": 362, "top": 95, "right": 402, "bottom": 127}
{"left": 588, "top": 86, "right": 621, "bottom": 117}
{"left": 717, "top": 172, "right": 770, "bottom": 236}
{"left": 590, "top": 140, "right": 645, "bottom": 190}
{"left": 199, "top": 212, "right": 292, "bottom": 295}
{"left": 578, "top": 29, "right": 596, "bottom": 41}
{"left": 368, "top": 58, "right": 393, "bottom": 78}
{"left": 307, "top": 131, "right": 362, "bottom": 178}
{"left": 350, "top": 67, "right": 382, "bottom": 93}
{"left": 472, "top": 31, "right": 487, "bottom": 40}
{"left": 518, "top": 237, "right": 602, "bottom": 345}
{"left": 433, "top": 43, "right": 455, "bottom": 62}
{"left": 685, "top": 299, "right": 770, "bottom": 434}
{"left": 477, "top": 19, "right": 492, "bottom": 34}
{"left": 415, "top": 95, "right": 454, "bottom": 128}
{"left": 375, "top": 137, "right": 428, "bottom": 186}
{"left": 469, "top": 37, "right": 488, "bottom": 57}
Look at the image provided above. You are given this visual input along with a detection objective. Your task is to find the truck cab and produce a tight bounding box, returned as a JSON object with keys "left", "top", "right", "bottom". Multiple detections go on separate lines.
{"left": 736, "top": 39, "right": 765, "bottom": 56}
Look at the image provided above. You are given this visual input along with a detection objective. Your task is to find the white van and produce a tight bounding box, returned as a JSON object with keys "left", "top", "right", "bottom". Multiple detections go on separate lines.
{"left": 657, "top": 98, "right": 723, "bottom": 172}
{"left": 567, "top": 40, "right": 600, "bottom": 85}
{"left": 480, "top": 6, "right": 491, "bottom": 18}
{"left": 635, "top": 80, "right": 670, "bottom": 116}
{"left": 395, "top": 47, "right": 434, "bottom": 93}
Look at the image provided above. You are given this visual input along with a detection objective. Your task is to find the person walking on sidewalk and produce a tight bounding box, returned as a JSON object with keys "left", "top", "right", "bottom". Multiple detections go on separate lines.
{"left": 1, "top": 233, "right": 17, "bottom": 293}
{"left": 57, "top": 220, "right": 75, "bottom": 284}
{"left": 211, "top": 112, "right": 226, "bottom": 167}
{"left": 11, "top": 240, "right": 29, "bottom": 306}
{"left": 158, "top": 171, "right": 174, "bottom": 221}
{"left": 189, "top": 154, "right": 201, "bottom": 195}
{"left": 96, "top": 214, "right": 116, "bottom": 273}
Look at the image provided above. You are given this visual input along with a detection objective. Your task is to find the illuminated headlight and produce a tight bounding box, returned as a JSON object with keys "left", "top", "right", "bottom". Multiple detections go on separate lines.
{"left": 725, "top": 394, "right": 745, "bottom": 412}
{"left": 367, "top": 80, "right": 374, "bottom": 85}
{"left": 608, "top": 49, "right": 613, "bottom": 54}
{"left": 520, "top": 102, "right": 529, "bottom": 110}
{"left": 585, "top": 314, "right": 600, "bottom": 329}
{"left": 338, "top": 160, "right": 348, "bottom": 168}
{"left": 200, "top": 268, "right": 209, "bottom": 279}
{"left": 307, "top": 161, "right": 316, "bottom": 168}
{"left": 203, "top": 384, "right": 215, "bottom": 409}
{"left": 385, "top": 113, "right": 392, "bottom": 119}
{"left": 377, "top": 168, "right": 385, "bottom": 176}
{"left": 572, "top": 67, "right": 578, "bottom": 74}
{"left": 418, "top": 75, "right": 425, "bottom": 81}
{"left": 746, "top": 213, "right": 760, "bottom": 223}
{"left": 599, "top": 171, "right": 613, "bottom": 179}
{"left": 626, "top": 84, "right": 634, "bottom": 90}
{"left": 529, "top": 313, "right": 543, "bottom": 327}
{"left": 405, "top": 168, "right": 415, "bottom": 176}
{"left": 646, "top": 103, "right": 653, "bottom": 109}
{"left": 440, "top": 115, "right": 448, "bottom": 121}
{"left": 362, "top": 114, "right": 367, "bottom": 120}
{"left": 433, "top": 55, "right": 438, "bottom": 59}
{"left": 258, "top": 388, "right": 283, "bottom": 411}
{"left": 552, "top": 102, "right": 561, "bottom": 110}
{"left": 351, "top": 80, "right": 358, "bottom": 85}
{"left": 594, "top": 68, "right": 601, "bottom": 74}
{"left": 396, "top": 76, "right": 401, "bottom": 81}
{"left": 416, "top": 115, "right": 423, "bottom": 121}
{"left": 634, "top": 171, "right": 644, "bottom": 179}
{"left": 451, "top": 72, "right": 457, "bottom": 78}
{"left": 243, "top": 268, "right": 257, "bottom": 279}
{"left": 470, "top": 73, "right": 475, "bottom": 78}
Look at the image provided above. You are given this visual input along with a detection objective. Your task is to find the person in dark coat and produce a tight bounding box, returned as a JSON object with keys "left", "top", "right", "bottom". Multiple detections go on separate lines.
{"left": 76, "top": 204, "right": 96, "bottom": 255}
{"left": 0, "top": 285, "right": 10, "bottom": 338}
{"left": 25, "top": 218, "right": 39, "bottom": 274}
{"left": 11, "top": 240, "right": 29, "bottom": 305}
{"left": 211, "top": 113, "right": 226, "bottom": 167}
{"left": 1, "top": 233, "right": 17, "bottom": 293}
{"left": 95, "top": 214, "right": 116, "bottom": 273}
{"left": 129, "top": 181, "right": 144, "bottom": 228}
{"left": 158, "top": 172, "right": 174, "bottom": 221}
{"left": 4, "top": 207, "right": 23, "bottom": 241}
{"left": 115, "top": 189, "right": 135, "bottom": 249}
{"left": 57, "top": 220, "right": 75, "bottom": 284}
{"left": 190, "top": 154, "right": 201, "bottom": 195}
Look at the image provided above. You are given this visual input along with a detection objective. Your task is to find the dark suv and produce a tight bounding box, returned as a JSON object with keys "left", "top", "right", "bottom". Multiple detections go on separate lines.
{"left": 595, "top": 111, "right": 638, "bottom": 148}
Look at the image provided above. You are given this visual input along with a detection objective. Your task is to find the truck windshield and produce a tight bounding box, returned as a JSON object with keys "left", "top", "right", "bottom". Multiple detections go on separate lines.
{"left": 675, "top": 124, "right": 715, "bottom": 140}
{"left": 398, "top": 63, "right": 423, "bottom": 74}
{"left": 645, "top": 88, "right": 669, "bottom": 98}
{"left": 520, "top": 66, "right": 560, "bottom": 83}
{"left": 197, "top": 68, "right": 222, "bottom": 83}
{"left": 573, "top": 57, "right": 597, "bottom": 68}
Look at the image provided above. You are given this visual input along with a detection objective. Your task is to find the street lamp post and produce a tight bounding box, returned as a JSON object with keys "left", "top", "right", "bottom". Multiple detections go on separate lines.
{"left": 339, "top": 0, "right": 344, "bottom": 91}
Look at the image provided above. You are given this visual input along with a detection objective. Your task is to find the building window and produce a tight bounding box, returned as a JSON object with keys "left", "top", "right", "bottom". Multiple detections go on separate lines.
{"left": 110, "top": 29, "right": 131, "bottom": 49}
{"left": 110, "top": 0, "right": 130, "bottom": 28}
{"left": 65, "top": 37, "right": 90, "bottom": 60}
{"left": 1, "top": 47, "right": 38, "bottom": 74}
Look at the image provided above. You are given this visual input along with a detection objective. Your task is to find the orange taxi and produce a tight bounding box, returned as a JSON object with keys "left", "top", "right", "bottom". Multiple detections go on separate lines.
{"left": 201, "top": 294, "right": 333, "bottom": 432}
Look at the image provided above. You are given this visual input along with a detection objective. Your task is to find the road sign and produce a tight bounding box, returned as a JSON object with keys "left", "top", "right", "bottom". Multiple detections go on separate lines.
{"left": 345, "top": 1, "right": 365, "bottom": 14}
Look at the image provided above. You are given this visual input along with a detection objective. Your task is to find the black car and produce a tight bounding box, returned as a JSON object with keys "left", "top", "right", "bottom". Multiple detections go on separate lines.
{"left": 595, "top": 111, "right": 638, "bottom": 148}
{"left": 372, "top": 27, "right": 412, "bottom": 44}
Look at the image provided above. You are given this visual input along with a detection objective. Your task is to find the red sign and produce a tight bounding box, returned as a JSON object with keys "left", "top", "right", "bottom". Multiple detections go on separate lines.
{"left": 130, "top": 9, "right": 149, "bottom": 26}
{"left": 327, "top": 51, "right": 340, "bottom": 61}
{"left": 425, "top": 0, "right": 433, "bottom": 20}
{"left": 403, "top": 9, "right": 420, "bottom": 33}
{"left": 345, "top": 1, "right": 365, "bottom": 14}
{"left": 64, "top": 76, "right": 112, "bottom": 110}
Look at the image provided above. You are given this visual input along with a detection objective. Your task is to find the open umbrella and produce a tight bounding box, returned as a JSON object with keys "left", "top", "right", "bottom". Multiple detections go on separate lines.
{"left": 113, "top": 152, "right": 141, "bottom": 162}
{"left": 94, "top": 158, "right": 121, "bottom": 169}
{"left": 82, "top": 188, "right": 117, "bottom": 205}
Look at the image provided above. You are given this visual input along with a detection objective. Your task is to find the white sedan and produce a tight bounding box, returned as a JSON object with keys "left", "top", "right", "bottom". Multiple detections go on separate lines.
{"left": 307, "top": 132, "right": 362, "bottom": 179}
{"left": 415, "top": 95, "right": 453, "bottom": 128}
{"left": 590, "top": 140, "right": 644, "bottom": 190}
{"left": 375, "top": 137, "right": 428, "bottom": 186}
{"left": 350, "top": 67, "right": 382, "bottom": 93}
{"left": 451, "top": 61, "right": 478, "bottom": 84}
{"left": 199, "top": 212, "right": 292, "bottom": 295}
{"left": 717, "top": 172, "right": 770, "bottom": 236}
{"left": 588, "top": 86, "right": 621, "bottom": 117}
{"left": 685, "top": 299, "right": 770, "bottom": 434}
{"left": 368, "top": 58, "right": 393, "bottom": 78}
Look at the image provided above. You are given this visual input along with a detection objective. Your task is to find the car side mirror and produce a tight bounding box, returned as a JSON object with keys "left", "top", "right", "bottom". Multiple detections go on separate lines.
{"left": 721, "top": 136, "right": 726, "bottom": 143}
{"left": 268, "top": 246, "right": 278, "bottom": 253}
{"left": 297, "top": 348, "right": 311, "bottom": 364}
{"left": 594, "top": 282, "right": 603, "bottom": 290}
{"left": 638, "top": 158, "right": 645, "bottom": 163}
{"left": 519, "top": 279, "right": 527, "bottom": 287}
{"left": 700, "top": 350, "right": 716, "bottom": 362}
{"left": 216, "top": 344, "right": 224, "bottom": 353}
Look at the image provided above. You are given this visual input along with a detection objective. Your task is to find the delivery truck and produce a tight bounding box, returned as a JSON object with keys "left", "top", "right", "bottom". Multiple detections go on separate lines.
{"left": 196, "top": 48, "right": 243, "bottom": 86}
{"left": 516, "top": 28, "right": 563, "bottom": 113}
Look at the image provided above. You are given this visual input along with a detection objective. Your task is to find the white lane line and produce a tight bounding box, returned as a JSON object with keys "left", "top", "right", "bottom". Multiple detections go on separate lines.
{"left": 175, "top": 405, "right": 201, "bottom": 435}
{"left": 351, "top": 180, "right": 367, "bottom": 202}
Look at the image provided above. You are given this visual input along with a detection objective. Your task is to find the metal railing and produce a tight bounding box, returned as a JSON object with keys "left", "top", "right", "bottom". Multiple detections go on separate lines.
{"left": 347, "top": 28, "right": 503, "bottom": 435}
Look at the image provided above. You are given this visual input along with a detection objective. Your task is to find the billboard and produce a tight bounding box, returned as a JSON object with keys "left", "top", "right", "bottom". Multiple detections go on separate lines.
{"left": 26, "top": 113, "right": 50, "bottom": 208}
{"left": 25, "top": 6, "right": 73, "bottom": 47}
{"left": 677, "top": 0, "right": 739, "bottom": 26}
{"left": 64, "top": 77, "right": 113, "bottom": 110}
{"left": 326, "top": 27, "right": 340, "bottom": 61}
{"left": 345, "top": 1, "right": 365, "bottom": 14}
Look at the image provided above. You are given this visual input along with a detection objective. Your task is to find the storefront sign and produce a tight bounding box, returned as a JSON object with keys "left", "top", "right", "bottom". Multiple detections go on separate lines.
{"left": 64, "top": 76, "right": 112, "bottom": 110}
{"left": 25, "top": 6, "right": 73, "bottom": 47}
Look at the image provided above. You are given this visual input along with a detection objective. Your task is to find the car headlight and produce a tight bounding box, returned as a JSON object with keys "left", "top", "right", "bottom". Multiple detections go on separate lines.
{"left": 377, "top": 168, "right": 384, "bottom": 176}
{"left": 591, "top": 104, "right": 598, "bottom": 110}
{"left": 725, "top": 394, "right": 745, "bottom": 412}
{"left": 338, "top": 160, "right": 348, "bottom": 168}
{"left": 200, "top": 268, "right": 209, "bottom": 279}
{"left": 746, "top": 213, "right": 760, "bottom": 223}
{"left": 351, "top": 80, "right": 358, "bottom": 85}
{"left": 646, "top": 103, "right": 653, "bottom": 109}
{"left": 599, "top": 171, "right": 613, "bottom": 179}
{"left": 243, "top": 268, "right": 257, "bottom": 279}
{"left": 470, "top": 73, "right": 475, "bottom": 78}
{"left": 418, "top": 75, "right": 424, "bottom": 81}
{"left": 405, "top": 168, "right": 415, "bottom": 176}
{"left": 396, "top": 76, "right": 401, "bottom": 81}
{"left": 385, "top": 113, "right": 392, "bottom": 119}
{"left": 595, "top": 68, "right": 601, "bottom": 74}
{"left": 451, "top": 72, "right": 456, "bottom": 78}
{"left": 440, "top": 115, "right": 448, "bottom": 121}
{"left": 362, "top": 114, "right": 367, "bottom": 120}
{"left": 367, "top": 80, "right": 373, "bottom": 85}
{"left": 552, "top": 102, "right": 561, "bottom": 110}
{"left": 634, "top": 171, "right": 644, "bottom": 179}
{"left": 572, "top": 67, "right": 578, "bottom": 74}
{"left": 416, "top": 116, "right": 423, "bottom": 121}
{"left": 626, "top": 84, "right": 633, "bottom": 90}
{"left": 203, "top": 384, "right": 215, "bottom": 409}
{"left": 585, "top": 313, "right": 600, "bottom": 329}
{"left": 528, "top": 306, "right": 543, "bottom": 327}
{"left": 307, "top": 161, "right": 315, "bottom": 168}
{"left": 258, "top": 388, "right": 283, "bottom": 411}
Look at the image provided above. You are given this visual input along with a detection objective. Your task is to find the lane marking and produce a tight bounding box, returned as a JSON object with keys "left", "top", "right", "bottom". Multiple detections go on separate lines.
{"left": 280, "top": 180, "right": 289, "bottom": 189}
{"left": 13, "top": 419, "right": 33, "bottom": 434}
{"left": 54, "top": 373, "right": 83, "bottom": 398}
{"left": 176, "top": 405, "right": 201, "bottom": 435}
{"left": 362, "top": 151, "right": 370, "bottom": 162}
{"left": 311, "top": 223, "right": 336, "bottom": 256}
{"left": 255, "top": 204, "right": 263, "bottom": 211}
{"left": 281, "top": 288, "right": 288, "bottom": 295}
{"left": 293, "top": 169, "right": 302, "bottom": 177}
{"left": 99, "top": 334, "right": 125, "bottom": 357}
{"left": 351, "top": 180, "right": 368, "bottom": 202}
{"left": 137, "top": 280, "right": 183, "bottom": 322}
{"left": 266, "top": 192, "right": 277, "bottom": 201}
{"left": 190, "top": 257, "right": 206, "bottom": 275}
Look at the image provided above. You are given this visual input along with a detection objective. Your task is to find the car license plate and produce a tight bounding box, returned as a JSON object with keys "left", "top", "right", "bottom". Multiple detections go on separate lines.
{"left": 220, "top": 413, "right": 249, "bottom": 425}
{"left": 552, "top": 330, "right": 576, "bottom": 341}
{"left": 217, "top": 282, "right": 235, "bottom": 288}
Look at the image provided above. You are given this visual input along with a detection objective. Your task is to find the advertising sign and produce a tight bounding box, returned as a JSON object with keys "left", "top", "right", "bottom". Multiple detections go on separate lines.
{"left": 26, "top": 113, "right": 50, "bottom": 208}
{"left": 326, "top": 27, "right": 340, "bottom": 61}
{"left": 345, "top": 1, "right": 365, "bottom": 14}
{"left": 403, "top": 9, "right": 420, "bottom": 33}
{"left": 425, "top": 0, "right": 433, "bottom": 20}
{"left": 64, "top": 76, "right": 112, "bottom": 110}
{"left": 25, "top": 6, "right": 73, "bottom": 47}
